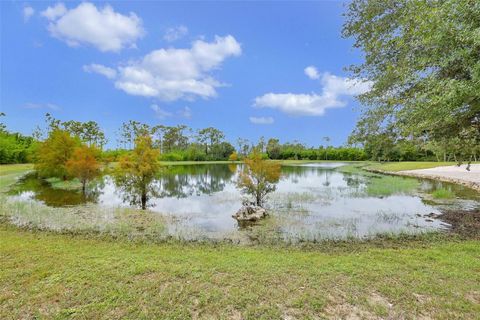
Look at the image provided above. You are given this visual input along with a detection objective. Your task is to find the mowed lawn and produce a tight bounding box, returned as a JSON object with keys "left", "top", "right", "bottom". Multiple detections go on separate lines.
{"left": 0, "top": 227, "right": 479, "bottom": 319}
{"left": 366, "top": 161, "right": 457, "bottom": 172}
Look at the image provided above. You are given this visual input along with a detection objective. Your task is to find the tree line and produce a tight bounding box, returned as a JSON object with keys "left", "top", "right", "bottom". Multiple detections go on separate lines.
{"left": 0, "top": 113, "right": 370, "bottom": 164}
{"left": 1, "top": 109, "right": 475, "bottom": 165}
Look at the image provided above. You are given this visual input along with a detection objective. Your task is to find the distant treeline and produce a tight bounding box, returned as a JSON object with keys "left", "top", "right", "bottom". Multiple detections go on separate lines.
{"left": 0, "top": 130, "right": 37, "bottom": 164}
{"left": 1, "top": 113, "right": 473, "bottom": 164}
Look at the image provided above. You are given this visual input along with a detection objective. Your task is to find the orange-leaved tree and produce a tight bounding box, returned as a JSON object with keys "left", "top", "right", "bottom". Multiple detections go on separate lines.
{"left": 237, "top": 149, "right": 281, "bottom": 207}
{"left": 229, "top": 151, "right": 238, "bottom": 161}
{"left": 35, "top": 129, "right": 80, "bottom": 180}
{"left": 66, "top": 145, "right": 101, "bottom": 194}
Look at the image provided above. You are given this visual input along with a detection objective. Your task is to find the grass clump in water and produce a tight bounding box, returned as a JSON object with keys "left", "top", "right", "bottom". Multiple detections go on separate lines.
{"left": 366, "top": 176, "right": 419, "bottom": 196}
{"left": 431, "top": 188, "right": 455, "bottom": 199}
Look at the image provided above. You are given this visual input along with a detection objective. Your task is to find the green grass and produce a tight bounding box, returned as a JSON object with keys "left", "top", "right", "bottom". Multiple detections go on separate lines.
{"left": 366, "top": 162, "right": 456, "bottom": 172}
{"left": 432, "top": 188, "right": 456, "bottom": 199}
{"left": 366, "top": 176, "right": 420, "bottom": 196}
{"left": 0, "top": 226, "right": 478, "bottom": 319}
{"left": 0, "top": 164, "right": 34, "bottom": 191}
{"left": 45, "top": 177, "right": 83, "bottom": 190}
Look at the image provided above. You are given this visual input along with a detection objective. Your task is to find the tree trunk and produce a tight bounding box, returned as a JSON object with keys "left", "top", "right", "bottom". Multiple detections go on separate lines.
{"left": 141, "top": 191, "right": 147, "bottom": 210}
{"left": 82, "top": 181, "right": 86, "bottom": 195}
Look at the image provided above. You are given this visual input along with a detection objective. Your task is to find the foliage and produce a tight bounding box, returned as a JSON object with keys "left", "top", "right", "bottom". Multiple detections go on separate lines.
{"left": 197, "top": 127, "right": 225, "bottom": 154}
{"left": 237, "top": 150, "right": 281, "bottom": 206}
{"left": 66, "top": 145, "right": 101, "bottom": 193}
{"left": 0, "top": 131, "right": 37, "bottom": 164}
{"left": 34, "top": 129, "right": 80, "bottom": 180}
{"left": 343, "top": 0, "right": 480, "bottom": 164}
{"left": 229, "top": 152, "right": 238, "bottom": 161}
{"left": 115, "top": 135, "right": 161, "bottom": 209}
{"left": 45, "top": 114, "right": 107, "bottom": 147}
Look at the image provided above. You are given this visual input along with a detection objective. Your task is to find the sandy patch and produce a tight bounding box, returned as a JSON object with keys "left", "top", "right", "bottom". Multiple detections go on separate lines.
{"left": 399, "top": 164, "right": 480, "bottom": 191}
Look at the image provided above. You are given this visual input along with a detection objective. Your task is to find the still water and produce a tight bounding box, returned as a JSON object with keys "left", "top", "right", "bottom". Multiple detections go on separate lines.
{"left": 7, "top": 163, "right": 480, "bottom": 242}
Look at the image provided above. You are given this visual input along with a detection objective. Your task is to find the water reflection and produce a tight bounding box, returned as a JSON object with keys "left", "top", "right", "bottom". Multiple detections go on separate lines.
{"left": 8, "top": 173, "right": 101, "bottom": 207}
{"left": 7, "top": 163, "right": 480, "bottom": 241}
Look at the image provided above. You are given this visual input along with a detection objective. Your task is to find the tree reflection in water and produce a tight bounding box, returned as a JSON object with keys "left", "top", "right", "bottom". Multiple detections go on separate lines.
{"left": 8, "top": 173, "right": 102, "bottom": 207}
{"left": 114, "top": 164, "right": 237, "bottom": 209}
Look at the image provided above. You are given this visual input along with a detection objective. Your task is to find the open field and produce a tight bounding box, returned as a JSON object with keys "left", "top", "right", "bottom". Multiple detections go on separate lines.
{"left": 1, "top": 225, "right": 479, "bottom": 319}
{"left": 0, "top": 164, "right": 34, "bottom": 191}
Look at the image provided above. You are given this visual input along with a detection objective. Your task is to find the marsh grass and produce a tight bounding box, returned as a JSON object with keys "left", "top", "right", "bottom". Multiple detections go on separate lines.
{"left": 432, "top": 188, "right": 455, "bottom": 199}
{"left": 366, "top": 176, "right": 419, "bottom": 196}
{"left": 339, "top": 164, "right": 420, "bottom": 196}
{"left": 46, "top": 177, "right": 84, "bottom": 190}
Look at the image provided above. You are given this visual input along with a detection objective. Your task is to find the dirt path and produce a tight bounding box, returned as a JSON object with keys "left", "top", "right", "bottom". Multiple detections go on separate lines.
{"left": 399, "top": 164, "right": 480, "bottom": 191}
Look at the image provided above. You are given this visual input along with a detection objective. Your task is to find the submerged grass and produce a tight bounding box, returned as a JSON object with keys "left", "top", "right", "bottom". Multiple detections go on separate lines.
{"left": 338, "top": 163, "right": 421, "bottom": 196}
{"left": 366, "top": 176, "right": 420, "bottom": 196}
{"left": 432, "top": 188, "right": 456, "bottom": 199}
{"left": 46, "top": 177, "right": 83, "bottom": 190}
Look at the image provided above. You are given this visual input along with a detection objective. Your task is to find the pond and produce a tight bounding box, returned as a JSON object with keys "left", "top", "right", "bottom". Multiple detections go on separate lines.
{"left": 5, "top": 163, "right": 480, "bottom": 243}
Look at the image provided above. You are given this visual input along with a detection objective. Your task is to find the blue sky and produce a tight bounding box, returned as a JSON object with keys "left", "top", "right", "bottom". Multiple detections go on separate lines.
{"left": 1, "top": 1, "right": 368, "bottom": 148}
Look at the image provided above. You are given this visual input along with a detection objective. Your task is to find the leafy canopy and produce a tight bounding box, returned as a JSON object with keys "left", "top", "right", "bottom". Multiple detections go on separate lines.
{"left": 35, "top": 129, "right": 80, "bottom": 179}
{"left": 115, "top": 135, "right": 161, "bottom": 209}
{"left": 343, "top": 0, "right": 480, "bottom": 157}
{"left": 66, "top": 145, "right": 101, "bottom": 193}
{"left": 237, "top": 150, "right": 281, "bottom": 207}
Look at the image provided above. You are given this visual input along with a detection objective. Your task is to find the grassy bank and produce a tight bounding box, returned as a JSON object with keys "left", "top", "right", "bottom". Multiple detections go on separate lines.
{"left": 0, "top": 163, "right": 33, "bottom": 191}
{"left": 1, "top": 225, "right": 479, "bottom": 319}
{"left": 366, "top": 161, "right": 456, "bottom": 172}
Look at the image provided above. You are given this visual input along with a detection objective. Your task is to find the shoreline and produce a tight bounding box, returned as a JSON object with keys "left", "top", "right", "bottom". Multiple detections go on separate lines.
{"left": 366, "top": 164, "right": 480, "bottom": 192}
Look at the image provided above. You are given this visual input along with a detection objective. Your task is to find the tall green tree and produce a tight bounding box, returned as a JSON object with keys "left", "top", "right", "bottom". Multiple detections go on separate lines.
{"left": 197, "top": 127, "right": 225, "bottom": 155}
{"left": 343, "top": 0, "right": 480, "bottom": 163}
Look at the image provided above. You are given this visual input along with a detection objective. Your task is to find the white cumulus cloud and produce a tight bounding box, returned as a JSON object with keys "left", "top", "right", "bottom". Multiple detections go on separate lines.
{"left": 150, "top": 104, "right": 172, "bottom": 119}
{"left": 83, "top": 64, "right": 117, "bottom": 79}
{"left": 41, "top": 2, "right": 144, "bottom": 52}
{"left": 86, "top": 35, "right": 241, "bottom": 101}
{"left": 254, "top": 71, "right": 372, "bottom": 116}
{"left": 249, "top": 116, "right": 274, "bottom": 125}
{"left": 164, "top": 25, "right": 188, "bottom": 42}
{"left": 304, "top": 65, "right": 319, "bottom": 79}
{"left": 41, "top": 3, "right": 66, "bottom": 20}
{"left": 23, "top": 6, "right": 35, "bottom": 22}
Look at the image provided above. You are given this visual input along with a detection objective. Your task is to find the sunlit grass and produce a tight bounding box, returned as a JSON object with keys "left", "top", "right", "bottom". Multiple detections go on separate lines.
{"left": 432, "top": 188, "right": 455, "bottom": 199}
{"left": 366, "top": 176, "right": 419, "bottom": 196}
{"left": 366, "top": 162, "right": 456, "bottom": 172}
{"left": 0, "top": 226, "right": 479, "bottom": 319}
{"left": 0, "top": 164, "right": 34, "bottom": 191}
